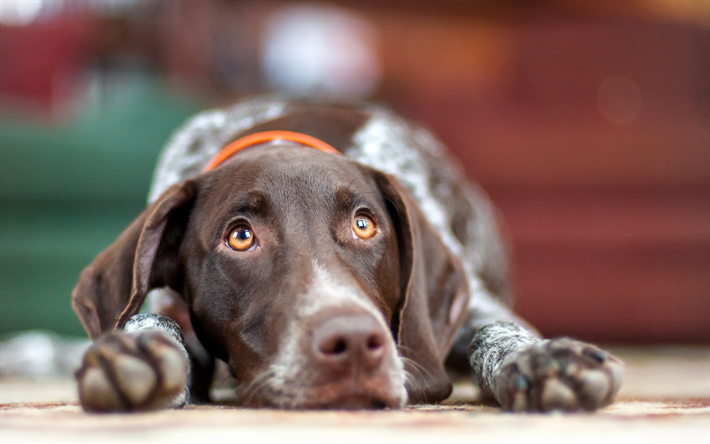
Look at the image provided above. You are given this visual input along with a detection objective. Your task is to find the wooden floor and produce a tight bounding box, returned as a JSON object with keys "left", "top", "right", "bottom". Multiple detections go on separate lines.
{"left": 1, "top": 346, "right": 708, "bottom": 443}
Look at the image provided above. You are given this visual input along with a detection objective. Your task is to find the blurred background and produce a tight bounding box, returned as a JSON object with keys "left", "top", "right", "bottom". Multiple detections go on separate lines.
{"left": 1, "top": 0, "right": 708, "bottom": 345}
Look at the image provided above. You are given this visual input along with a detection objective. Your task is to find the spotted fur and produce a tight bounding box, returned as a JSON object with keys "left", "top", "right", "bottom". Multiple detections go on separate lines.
{"left": 149, "top": 97, "right": 289, "bottom": 203}
{"left": 125, "top": 313, "right": 185, "bottom": 347}
{"left": 124, "top": 313, "right": 190, "bottom": 408}
{"left": 144, "top": 97, "right": 543, "bottom": 404}
{"left": 469, "top": 321, "right": 538, "bottom": 397}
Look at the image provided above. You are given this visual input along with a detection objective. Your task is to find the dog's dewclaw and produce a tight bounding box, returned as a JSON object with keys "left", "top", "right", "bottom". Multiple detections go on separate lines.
{"left": 76, "top": 330, "right": 188, "bottom": 413}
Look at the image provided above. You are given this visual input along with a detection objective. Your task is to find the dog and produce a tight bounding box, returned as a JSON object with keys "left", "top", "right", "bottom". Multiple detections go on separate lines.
{"left": 72, "top": 97, "right": 623, "bottom": 412}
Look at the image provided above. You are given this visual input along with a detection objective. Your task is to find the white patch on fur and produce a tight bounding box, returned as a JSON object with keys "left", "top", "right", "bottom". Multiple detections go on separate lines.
{"left": 123, "top": 315, "right": 187, "bottom": 358}
{"left": 299, "top": 261, "right": 386, "bottom": 319}
{"left": 265, "top": 261, "right": 407, "bottom": 408}
{"left": 124, "top": 315, "right": 166, "bottom": 336}
{"left": 148, "top": 97, "right": 289, "bottom": 203}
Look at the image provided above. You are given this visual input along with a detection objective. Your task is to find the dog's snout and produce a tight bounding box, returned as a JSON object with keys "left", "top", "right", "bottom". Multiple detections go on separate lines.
{"left": 312, "top": 314, "right": 387, "bottom": 372}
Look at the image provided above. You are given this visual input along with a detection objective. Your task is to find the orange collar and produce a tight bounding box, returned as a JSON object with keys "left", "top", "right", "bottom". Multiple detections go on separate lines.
{"left": 203, "top": 130, "right": 341, "bottom": 172}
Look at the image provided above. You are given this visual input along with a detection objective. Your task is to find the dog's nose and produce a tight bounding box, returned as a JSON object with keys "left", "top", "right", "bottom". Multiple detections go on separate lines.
{"left": 312, "top": 314, "right": 387, "bottom": 372}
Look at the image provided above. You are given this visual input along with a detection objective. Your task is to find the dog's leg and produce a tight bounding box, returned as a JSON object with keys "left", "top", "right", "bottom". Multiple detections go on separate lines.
{"left": 75, "top": 313, "right": 189, "bottom": 412}
{"left": 146, "top": 288, "right": 214, "bottom": 404}
{"left": 451, "top": 291, "right": 624, "bottom": 412}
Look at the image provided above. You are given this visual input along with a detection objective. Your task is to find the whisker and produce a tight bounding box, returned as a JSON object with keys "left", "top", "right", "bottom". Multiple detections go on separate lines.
{"left": 240, "top": 369, "right": 275, "bottom": 404}
{"left": 399, "top": 356, "right": 434, "bottom": 382}
{"left": 290, "top": 387, "right": 306, "bottom": 410}
{"left": 400, "top": 359, "right": 425, "bottom": 387}
{"left": 403, "top": 369, "right": 422, "bottom": 398}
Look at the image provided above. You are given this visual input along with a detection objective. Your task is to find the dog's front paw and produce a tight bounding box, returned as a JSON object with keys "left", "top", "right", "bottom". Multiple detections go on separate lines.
{"left": 494, "top": 338, "right": 623, "bottom": 412}
{"left": 75, "top": 330, "right": 188, "bottom": 413}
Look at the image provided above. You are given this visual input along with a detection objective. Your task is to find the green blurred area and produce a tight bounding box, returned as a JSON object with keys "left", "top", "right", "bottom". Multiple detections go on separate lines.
{"left": 0, "top": 76, "right": 199, "bottom": 337}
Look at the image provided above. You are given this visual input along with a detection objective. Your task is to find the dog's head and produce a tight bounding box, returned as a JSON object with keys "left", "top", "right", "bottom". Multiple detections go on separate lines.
{"left": 72, "top": 144, "right": 469, "bottom": 409}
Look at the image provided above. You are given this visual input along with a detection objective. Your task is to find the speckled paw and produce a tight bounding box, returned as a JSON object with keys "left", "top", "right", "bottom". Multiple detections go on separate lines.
{"left": 75, "top": 330, "right": 188, "bottom": 413}
{"left": 494, "top": 338, "right": 624, "bottom": 412}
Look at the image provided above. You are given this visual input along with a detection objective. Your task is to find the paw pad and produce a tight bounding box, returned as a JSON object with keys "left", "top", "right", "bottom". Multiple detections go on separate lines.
{"left": 495, "top": 338, "right": 624, "bottom": 413}
{"left": 76, "top": 331, "right": 188, "bottom": 413}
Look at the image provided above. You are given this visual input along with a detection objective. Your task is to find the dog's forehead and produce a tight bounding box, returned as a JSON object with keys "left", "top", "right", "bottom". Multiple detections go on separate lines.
{"left": 252, "top": 146, "right": 368, "bottom": 182}
{"left": 203, "top": 146, "right": 380, "bottom": 213}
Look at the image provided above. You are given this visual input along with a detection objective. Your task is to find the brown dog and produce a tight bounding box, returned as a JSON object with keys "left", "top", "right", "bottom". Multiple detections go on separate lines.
{"left": 72, "top": 98, "right": 623, "bottom": 412}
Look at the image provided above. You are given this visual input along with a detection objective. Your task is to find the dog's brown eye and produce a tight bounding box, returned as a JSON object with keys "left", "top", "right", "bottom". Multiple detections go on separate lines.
{"left": 352, "top": 215, "right": 376, "bottom": 239}
{"left": 228, "top": 226, "right": 255, "bottom": 251}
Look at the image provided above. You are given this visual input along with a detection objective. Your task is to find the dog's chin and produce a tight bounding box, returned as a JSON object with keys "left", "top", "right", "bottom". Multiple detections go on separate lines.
{"left": 302, "top": 391, "right": 396, "bottom": 410}
{"left": 242, "top": 385, "right": 404, "bottom": 410}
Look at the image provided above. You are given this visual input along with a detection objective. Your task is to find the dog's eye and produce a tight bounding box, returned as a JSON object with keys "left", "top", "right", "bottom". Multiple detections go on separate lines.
{"left": 227, "top": 226, "right": 255, "bottom": 251}
{"left": 352, "top": 215, "right": 376, "bottom": 239}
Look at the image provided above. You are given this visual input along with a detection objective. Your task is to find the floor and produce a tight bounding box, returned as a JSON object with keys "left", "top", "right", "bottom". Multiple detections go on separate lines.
{"left": 1, "top": 346, "right": 708, "bottom": 444}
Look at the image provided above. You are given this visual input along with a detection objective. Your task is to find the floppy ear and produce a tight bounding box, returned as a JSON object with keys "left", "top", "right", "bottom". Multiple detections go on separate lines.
{"left": 373, "top": 172, "right": 470, "bottom": 404}
{"left": 71, "top": 181, "right": 198, "bottom": 340}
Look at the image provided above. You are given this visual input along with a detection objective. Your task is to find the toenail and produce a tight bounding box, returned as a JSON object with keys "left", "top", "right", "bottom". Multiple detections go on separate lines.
{"left": 587, "top": 350, "right": 606, "bottom": 364}
{"left": 517, "top": 375, "right": 529, "bottom": 390}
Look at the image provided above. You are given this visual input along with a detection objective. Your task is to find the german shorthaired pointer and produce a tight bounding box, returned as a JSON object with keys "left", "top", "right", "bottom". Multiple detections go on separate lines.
{"left": 72, "top": 97, "right": 623, "bottom": 412}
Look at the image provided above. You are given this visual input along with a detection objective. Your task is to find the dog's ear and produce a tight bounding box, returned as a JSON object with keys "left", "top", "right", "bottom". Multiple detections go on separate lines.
{"left": 373, "top": 171, "right": 470, "bottom": 404}
{"left": 71, "top": 181, "right": 198, "bottom": 340}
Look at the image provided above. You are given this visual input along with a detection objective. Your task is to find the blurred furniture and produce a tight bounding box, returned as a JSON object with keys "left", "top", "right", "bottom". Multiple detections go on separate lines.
{"left": 0, "top": 74, "right": 197, "bottom": 336}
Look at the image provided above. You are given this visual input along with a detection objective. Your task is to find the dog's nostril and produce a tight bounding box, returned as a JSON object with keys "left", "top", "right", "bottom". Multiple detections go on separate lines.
{"left": 313, "top": 314, "right": 388, "bottom": 370}
{"left": 332, "top": 339, "right": 347, "bottom": 355}
{"left": 319, "top": 336, "right": 348, "bottom": 355}
{"left": 367, "top": 334, "right": 383, "bottom": 350}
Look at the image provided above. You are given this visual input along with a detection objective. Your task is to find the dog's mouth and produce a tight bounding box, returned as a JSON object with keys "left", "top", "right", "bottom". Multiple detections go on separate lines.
{"left": 305, "top": 392, "right": 391, "bottom": 410}
{"left": 240, "top": 381, "right": 402, "bottom": 410}
{"left": 234, "top": 303, "right": 408, "bottom": 411}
